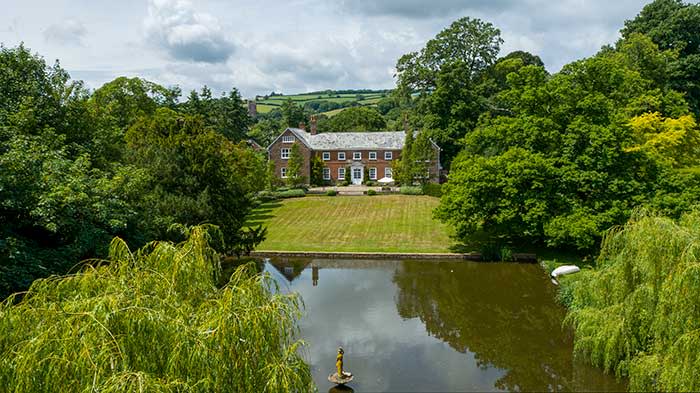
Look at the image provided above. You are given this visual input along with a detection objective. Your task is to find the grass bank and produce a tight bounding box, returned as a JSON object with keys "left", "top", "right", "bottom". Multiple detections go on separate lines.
{"left": 248, "top": 195, "right": 454, "bottom": 253}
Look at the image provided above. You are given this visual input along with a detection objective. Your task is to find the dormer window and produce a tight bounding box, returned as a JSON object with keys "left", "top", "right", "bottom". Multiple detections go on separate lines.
{"left": 282, "top": 135, "right": 295, "bottom": 143}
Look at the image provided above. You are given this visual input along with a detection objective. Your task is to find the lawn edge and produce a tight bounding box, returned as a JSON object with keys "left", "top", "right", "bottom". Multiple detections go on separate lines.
{"left": 252, "top": 250, "right": 481, "bottom": 260}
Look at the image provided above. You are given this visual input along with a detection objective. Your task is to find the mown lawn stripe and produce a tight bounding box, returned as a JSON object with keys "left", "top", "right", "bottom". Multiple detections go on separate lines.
{"left": 251, "top": 195, "right": 453, "bottom": 253}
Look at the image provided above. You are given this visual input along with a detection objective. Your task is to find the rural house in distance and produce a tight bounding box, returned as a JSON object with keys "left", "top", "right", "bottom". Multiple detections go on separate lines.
{"left": 268, "top": 116, "right": 441, "bottom": 185}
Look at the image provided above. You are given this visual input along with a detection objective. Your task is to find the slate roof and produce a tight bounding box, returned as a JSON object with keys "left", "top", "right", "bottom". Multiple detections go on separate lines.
{"left": 286, "top": 128, "right": 407, "bottom": 150}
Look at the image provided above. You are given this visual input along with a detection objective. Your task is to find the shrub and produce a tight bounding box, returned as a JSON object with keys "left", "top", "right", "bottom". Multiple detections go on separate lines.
{"left": 367, "top": 189, "right": 377, "bottom": 196}
{"left": 276, "top": 189, "right": 306, "bottom": 198}
{"left": 326, "top": 190, "right": 337, "bottom": 196}
{"left": 422, "top": 183, "right": 442, "bottom": 197}
{"left": 400, "top": 186, "right": 423, "bottom": 195}
{"left": 257, "top": 190, "right": 278, "bottom": 202}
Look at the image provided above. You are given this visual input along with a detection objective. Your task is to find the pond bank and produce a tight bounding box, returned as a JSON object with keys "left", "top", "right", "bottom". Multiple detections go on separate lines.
{"left": 252, "top": 250, "right": 538, "bottom": 262}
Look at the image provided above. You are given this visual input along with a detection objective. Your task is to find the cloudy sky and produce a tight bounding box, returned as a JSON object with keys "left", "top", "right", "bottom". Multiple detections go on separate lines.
{"left": 0, "top": 0, "right": 667, "bottom": 98}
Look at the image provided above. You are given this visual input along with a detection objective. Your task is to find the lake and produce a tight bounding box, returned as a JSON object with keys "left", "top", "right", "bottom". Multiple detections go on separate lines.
{"left": 264, "top": 258, "right": 625, "bottom": 392}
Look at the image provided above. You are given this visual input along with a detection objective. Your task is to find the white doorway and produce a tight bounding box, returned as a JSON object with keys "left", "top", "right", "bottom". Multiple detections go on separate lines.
{"left": 352, "top": 167, "right": 363, "bottom": 185}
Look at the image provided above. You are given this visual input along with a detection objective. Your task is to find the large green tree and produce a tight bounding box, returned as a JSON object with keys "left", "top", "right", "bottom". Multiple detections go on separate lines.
{"left": 280, "top": 99, "right": 307, "bottom": 128}
{"left": 0, "top": 46, "right": 140, "bottom": 295}
{"left": 125, "top": 108, "right": 263, "bottom": 253}
{"left": 436, "top": 33, "right": 691, "bottom": 250}
{"left": 394, "top": 17, "right": 508, "bottom": 168}
{"left": 395, "top": 17, "right": 503, "bottom": 94}
{"left": 0, "top": 44, "right": 268, "bottom": 298}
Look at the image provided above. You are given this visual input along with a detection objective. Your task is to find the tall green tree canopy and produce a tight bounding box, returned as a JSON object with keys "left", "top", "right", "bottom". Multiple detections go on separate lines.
{"left": 0, "top": 45, "right": 266, "bottom": 296}
{"left": 622, "top": 0, "right": 700, "bottom": 114}
{"left": 280, "top": 98, "right": 307, "bottom": 128}
{"left": 395, "top": 17, "right": 503, "bottom": 93}
{"left": 436, "top": 33, "right": 692, "bottom": 250}
{"left": 90, "top": 76, "right": 178, "bottom": 132}
{"left": 180, "top": 86, "right": 251, "bottom": 142}
{"left": 0, "top": 46, "right": 141, "bottom": 295}
{"left": 125, "top": 108, "right": 263, "bottom": 253}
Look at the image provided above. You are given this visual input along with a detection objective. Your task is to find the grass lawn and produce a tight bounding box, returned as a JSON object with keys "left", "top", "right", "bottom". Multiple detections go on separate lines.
{"left": 248, "top": 195, "right": 454, "bottom": 253}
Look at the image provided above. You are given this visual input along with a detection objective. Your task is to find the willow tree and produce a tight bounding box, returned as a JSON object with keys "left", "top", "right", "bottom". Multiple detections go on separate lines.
{"left": 565, "top": 210, "right": 700, "bottom": 391}
{"left": 0, "top": 226, "right": 314, "bottom": 392}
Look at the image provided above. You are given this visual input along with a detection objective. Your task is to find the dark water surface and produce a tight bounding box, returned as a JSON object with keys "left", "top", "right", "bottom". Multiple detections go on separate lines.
{"left": 264, "top": 258, "right": 625, "bottom": 392}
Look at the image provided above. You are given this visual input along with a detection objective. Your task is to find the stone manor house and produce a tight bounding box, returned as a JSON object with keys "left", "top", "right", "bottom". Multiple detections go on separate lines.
{"left": 268, "top": 116, "right": 441, "bottom": 185}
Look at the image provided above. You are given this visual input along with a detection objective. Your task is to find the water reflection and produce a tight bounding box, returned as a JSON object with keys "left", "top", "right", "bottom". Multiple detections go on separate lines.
{"left": 329, "top": 385, "right": 355, "bottom": 393}
{"left": 265, "top": 258, "right": 625, "bottom": 392}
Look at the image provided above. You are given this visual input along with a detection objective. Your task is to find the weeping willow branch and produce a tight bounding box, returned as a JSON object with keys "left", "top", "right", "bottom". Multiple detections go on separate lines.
{"left": 0, "top": 226, "right": 314, "bottom": 392}
{"left": 564, "top": 209, "right": 700, "bottom": 392}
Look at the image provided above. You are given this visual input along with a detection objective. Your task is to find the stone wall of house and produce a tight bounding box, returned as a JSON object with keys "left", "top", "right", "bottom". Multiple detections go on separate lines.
{"left": 269, "top": 129, "right": 311, "bottom": 183}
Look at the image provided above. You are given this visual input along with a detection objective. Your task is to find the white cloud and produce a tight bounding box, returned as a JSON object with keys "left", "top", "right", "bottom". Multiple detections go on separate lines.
{"left": 43, "top": 19, "right": 86, "bottom": 46}
{"left": 0, "top": 0, "right": 665, "bottom": 97}
{"left": 144, "top": 0, "right": 235, "bottom": 63}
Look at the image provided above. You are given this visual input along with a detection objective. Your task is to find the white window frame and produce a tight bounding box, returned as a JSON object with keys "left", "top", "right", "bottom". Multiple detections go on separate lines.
{"left": 338, "top": 152, "right": 346, "bottom": 161}
{"left": 384, "top": 167, "right": 392, "bottom": 178}
{"left": 369, "top": 167, "right": 377, "bottom": 180}
{"left": 281, "top": 148, "right": 290, "bottom": 160}
{"left": 282, "top": 135, "right": 295, "bottom": 143}
{"left": 323, "top": 167, "right": 331, "bottom": 180}
{"left": 338, "top": 167, "right": 345, "bottom": 180}
{"left": 281, "top": 167, "right": 287, "bottom": 178}
{"left": 384, "top": 151, "right": 393, "bottom": 160}
{"left": 353, "top": 152, "right": 362, "bottom": 160}
{"left": 322, "top": 152, "right": 331, "bottom": 161}
{"left": 369, "top": 151, "right": 377, "bottom": 161}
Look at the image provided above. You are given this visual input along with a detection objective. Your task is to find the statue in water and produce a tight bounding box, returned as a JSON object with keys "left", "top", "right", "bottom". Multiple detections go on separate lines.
{"left": 329, "top": 347, "right": 353, "bottom": 385}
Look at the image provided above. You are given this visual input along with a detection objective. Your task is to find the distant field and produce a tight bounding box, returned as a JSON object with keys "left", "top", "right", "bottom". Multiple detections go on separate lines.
{"left": 320, "top": 108, "right": 345, "bottom": 117}
{"left": 248, "top": 195, "right": 454, "bottom": 253}
{"left": 255, "top": 104, "right": 277, "bottom": 113}
{"left": 253, "top": 90, "right": 389, "bottom": 116}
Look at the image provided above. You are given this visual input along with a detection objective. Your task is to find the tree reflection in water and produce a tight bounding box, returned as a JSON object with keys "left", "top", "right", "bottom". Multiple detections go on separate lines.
{"left": 392, "top": 261, "right": 625, "bottom": 392}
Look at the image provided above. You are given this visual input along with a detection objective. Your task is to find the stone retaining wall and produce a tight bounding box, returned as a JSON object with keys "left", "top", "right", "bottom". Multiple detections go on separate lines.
{"left": 252, "top": 250, "right": 538, "bottom": 262}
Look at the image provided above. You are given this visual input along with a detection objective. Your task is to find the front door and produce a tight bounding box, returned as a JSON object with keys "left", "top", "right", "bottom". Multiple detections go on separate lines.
{"left": 352, "top": 167, "right": 363, "bottom": 185}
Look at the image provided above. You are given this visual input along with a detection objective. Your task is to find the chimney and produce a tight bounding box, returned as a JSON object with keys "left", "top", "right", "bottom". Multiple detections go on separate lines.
{"left": 310, "top": 115, "right": 317, "bottom": 135}
{"left": 402, "top": 112, "right": 409, "bottom": 132}
{"left": 247, "top": 100, "right": 257, "bottom": 117}
{"left": 298, "top": 121, "right": 306, "bottom": 131}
